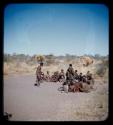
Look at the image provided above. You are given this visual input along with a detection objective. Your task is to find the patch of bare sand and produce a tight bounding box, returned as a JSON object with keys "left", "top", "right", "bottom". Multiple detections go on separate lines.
{"left": 4, "top": 75, "right": 108, "bottom": 121}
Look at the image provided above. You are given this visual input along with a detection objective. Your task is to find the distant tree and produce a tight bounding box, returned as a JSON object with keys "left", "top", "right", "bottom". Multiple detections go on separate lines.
{"left": 4, "top": 53, "right": 12, "bottom": 62}
{"left": 12, "top": 52, "right": 17, "bottom": 56}
{"left": 95, "top": 54, "right": 100, "bottom": 57}
{"left": 65, "top": 54, "right": 70, "bottom": 57}
{"left": 4, "top": 54, "right": 8, "bottom": 62}
{"left": 106, "top": 54, "right": 109, "bottom": 59}
{"left": 94, "top": 54, "right": 101, "bottom": 59}
{"left": 45, "top": 54, "right": 55, "bottom": 65}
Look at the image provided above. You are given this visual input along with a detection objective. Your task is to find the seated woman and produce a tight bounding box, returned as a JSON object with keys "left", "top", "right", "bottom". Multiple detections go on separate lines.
{"left": 78, "top": 73, "right": 83, "bottom": 82}
{"left": 68, "top": 81, "right": 82, "bottom": 92}
{"left": 50, "top": 71, "right": 59, "bottom": 82}
{"left": 86, "top": 71, "right": 90, "bottom": 77}
{"left": 79, "top": 74, "right": 94, "bottom": 92}
{"left": 45, "top": 71, "right": 51, "bottom": 82}
{"left": 86, "top": 73, "right": 94, "bottom": 85}
{"left": 58, "top": 69, "right": 65, "bottom": 82}
{"left": 86, "top": 73, "right": 94, "bottom": 89}
{"left": 79, "top": 82, "right": 91, "bottom": 93}
{"left": 82, "top": 75, "right": 87, "bottom": 83}
{"left": 74, "top": 70, "right": 79, "bottom": 80}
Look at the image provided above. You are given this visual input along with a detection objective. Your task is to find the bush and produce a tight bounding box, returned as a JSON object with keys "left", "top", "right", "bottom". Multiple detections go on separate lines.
{"left": 96, "top": 64, "right": 107, "bottom": 77}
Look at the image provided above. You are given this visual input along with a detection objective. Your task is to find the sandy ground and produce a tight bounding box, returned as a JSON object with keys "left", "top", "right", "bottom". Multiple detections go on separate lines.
{"left": 4, "top": 75, "right": 108, "bottom": 121}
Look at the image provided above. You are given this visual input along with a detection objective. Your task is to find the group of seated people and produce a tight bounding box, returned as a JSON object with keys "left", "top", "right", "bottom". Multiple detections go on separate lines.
{"left": 62, "top": 64, "right": 94, "bottom": 92}
{"left": 35, "top": 63, "right": 65, "bottom": 84}
{"left": 35, "top": 63, "right": 94, "bottom": 93}
{"left": 66, "top": 70, "right": 94, "bottom": 85}
{"left": 49, "top": 69, "right": 65, "bottom": 82}
{"left": 38, "top": 69, "right": 65, "bottom": 82}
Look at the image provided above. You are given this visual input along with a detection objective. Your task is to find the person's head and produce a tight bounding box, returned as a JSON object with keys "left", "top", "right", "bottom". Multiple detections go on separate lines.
{"left": 47, "top": 71, "right": 49, "bottom": 74}
{"left": 80, "top": 73, "right": 82, "bottom": 75}
{"left": 40, "top": 62, "right": 43, "bottom": 67}
{"left": 87, "top": 71, "right": 90, "bottom": 73}
{"left": 75, "top": 70, "right": 77, "bottom": 72}
{"left": 69, "top": 64, "right": 72, "bottom": 67}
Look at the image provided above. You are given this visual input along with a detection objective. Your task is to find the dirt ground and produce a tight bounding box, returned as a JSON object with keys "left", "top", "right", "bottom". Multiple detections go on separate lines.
{"left": 4, "top": 74, "right": 108, "bottom": 121}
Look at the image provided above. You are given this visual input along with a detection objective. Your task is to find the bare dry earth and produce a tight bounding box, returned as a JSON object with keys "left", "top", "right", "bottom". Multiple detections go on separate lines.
{"left": 4, "top": 75, "right": 108, "bottom": 121}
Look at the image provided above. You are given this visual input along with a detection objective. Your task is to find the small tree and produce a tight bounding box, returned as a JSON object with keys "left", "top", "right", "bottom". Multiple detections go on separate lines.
{"left": 94, "top": 54, "right": 101, "bottom": 60}
{"left": 45, "top": 54, "right": 55, "bottom": 66}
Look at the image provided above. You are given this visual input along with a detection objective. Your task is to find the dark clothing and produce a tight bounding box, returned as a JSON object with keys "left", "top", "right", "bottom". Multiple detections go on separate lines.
{"left": 66, "top": 71, "right": 74, "bottom": 81}
{"left": 87, "top": 75, "right": 92, "bottom": 80}
{"left": 82, "top": 77, "right": 87, "bottom": 82}
{"left": 78, "top": 75, "right": 83, "bottom": 82}
{"left": 66, "top": 67, "right": 74, "bottom": 78}
{"left": 67, "top": 67, "right": 74, "bottom": 76}
{"left": 87, "top": 75, "right": 94, "bottom": 85}
{"left": 74, "top": 72, "right": 79, "bottom": 79}
{"left": 66, "top": 67, "right": 75, "bottom": 85}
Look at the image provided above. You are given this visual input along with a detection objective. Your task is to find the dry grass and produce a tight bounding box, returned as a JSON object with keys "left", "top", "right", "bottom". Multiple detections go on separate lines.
{"left": 3, "top": 56, "right": 108, "bottom": 80}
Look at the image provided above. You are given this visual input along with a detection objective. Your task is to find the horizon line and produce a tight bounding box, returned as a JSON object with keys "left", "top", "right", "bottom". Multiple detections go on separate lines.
{"left": 4, "top": 52, "right": 108, "bottom": 57}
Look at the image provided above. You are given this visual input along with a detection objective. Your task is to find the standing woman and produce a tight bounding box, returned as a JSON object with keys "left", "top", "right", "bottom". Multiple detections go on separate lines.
{"left": 45, "top": 71, "right": 51, "bottom": 82}
{"left": 35, "top": 62, "right": 43, "bottom": 86}
{"left": 66, "top": 64, "right": 75, "bottom": 83}
{"left": 58, "top": 69, "right": 65, "bottom": 82}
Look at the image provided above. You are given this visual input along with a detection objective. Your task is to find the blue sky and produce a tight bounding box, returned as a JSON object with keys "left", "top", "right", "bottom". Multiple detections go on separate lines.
{"left": 4, "top": 4, "right": 109, "bottom": 56}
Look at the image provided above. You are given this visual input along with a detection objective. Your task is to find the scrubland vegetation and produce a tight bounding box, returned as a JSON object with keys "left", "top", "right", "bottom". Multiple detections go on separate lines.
{"left": 4, "top": 53, "right": 108, "bottom": 79}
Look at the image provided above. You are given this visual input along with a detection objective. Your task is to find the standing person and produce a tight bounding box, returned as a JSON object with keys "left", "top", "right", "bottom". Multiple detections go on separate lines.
{"left": 35, "top": 62, "right": 43, "bottom": 86}
{"left": 66, "top": 64, "right": 75, "bottom": 84}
